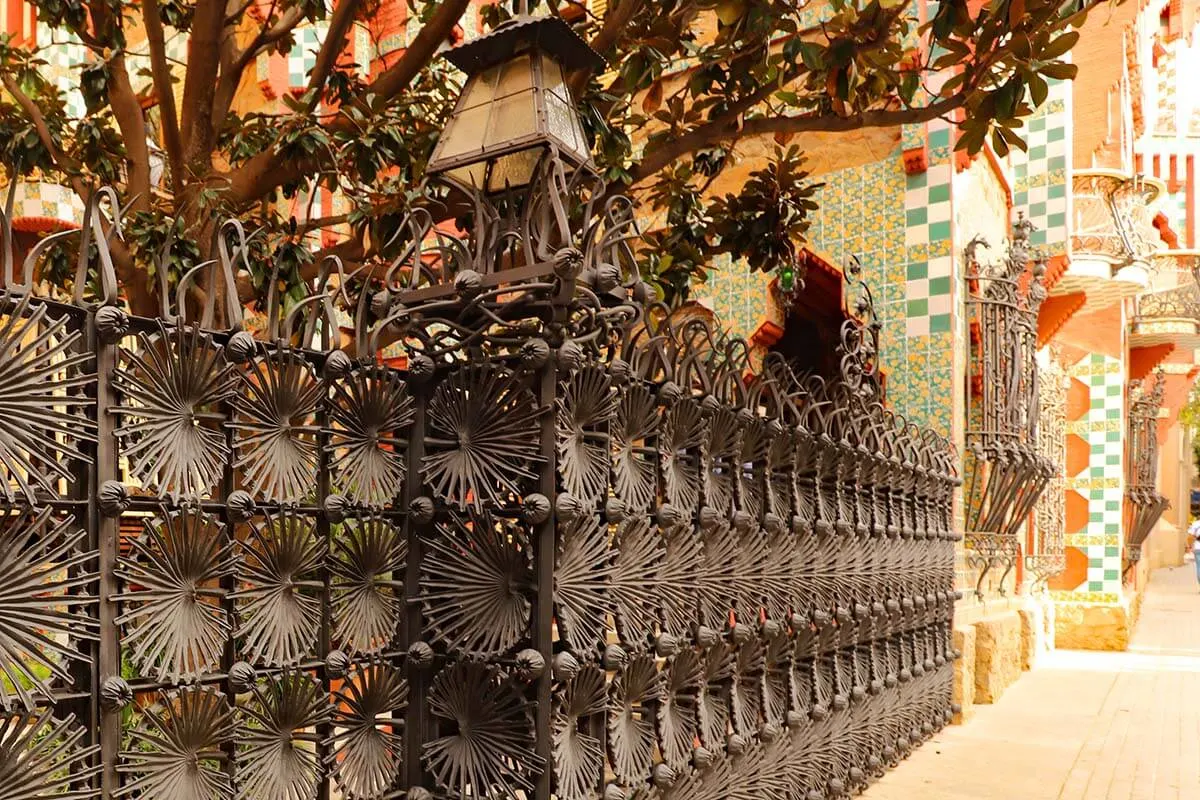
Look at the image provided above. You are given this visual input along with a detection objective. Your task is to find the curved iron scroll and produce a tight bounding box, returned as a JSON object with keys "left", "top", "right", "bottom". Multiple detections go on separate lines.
{"left": 963, "top": 216, "right": 1055, "bottom": 597}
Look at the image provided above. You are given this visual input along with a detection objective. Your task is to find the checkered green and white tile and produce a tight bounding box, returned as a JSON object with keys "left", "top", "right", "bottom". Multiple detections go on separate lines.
{"left": 5, "top": 180, "right": 84, "bottom": 225}
{"left": 1065, "top": 353, "right": 1126, "bottom": 595}
{"left": 288, "top": 24, "right": 328, "bottom": 87}
{"left": 36, "top": 23, "right": 89, "bottom": 119}
{"left": 1010, "top": 76, "right": 1071, "bottom": 253}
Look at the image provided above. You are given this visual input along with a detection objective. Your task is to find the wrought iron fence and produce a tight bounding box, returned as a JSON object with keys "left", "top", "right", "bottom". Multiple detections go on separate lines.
{"left": 0, "top": 170, "right": 960, "bottom": 800}
{"left": 963, "top": 216, "right": 1055, "bottom": 597}
{"left": 1124, "top": 371, "right": 1169, "bottom": 570}
{"left": 1028, "top": 351, "right": 1067, "bottom": 587}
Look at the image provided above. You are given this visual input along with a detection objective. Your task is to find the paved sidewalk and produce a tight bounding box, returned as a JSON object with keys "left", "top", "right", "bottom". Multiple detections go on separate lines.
{"left": 862, "top": 565, "right": 1200, "bottom": 800}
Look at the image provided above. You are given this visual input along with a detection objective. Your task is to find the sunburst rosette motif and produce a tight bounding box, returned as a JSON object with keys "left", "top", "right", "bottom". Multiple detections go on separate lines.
{"left": 327, "top": 662, "right": 407, "bottom": 800}
{"left": 118, "top": 687, "right": 235, "bottom": 800}
{"left": 329, "top": 516, "right": 406, "bottom": 655}
{"left": 112, "top": 322, "right": 237, "bottom": 498}
{"left": 0, "top": 293, "right": 95, "bottom": 503}
{"left": 232, "top": 512, "right": 326, "bottom": 666}
{"left": 230, "top": 350, "right": 323, "bottom": 503}
{"left": 554, "top": 513, "right": 613, "bottom": 653}
{"left": 0, "top": 710, "right": 99, "bottom": 799}
{"left": 237, "top": 671, "right": 330, "bottom": 800}
{"left": 423, "top": 661, "right": 543, "bottom": 799}
{"left": 607, "top": 655, "right": 660, "bottom": 784}
{"left": 0, "top": 509, "right": 97, "bottom": 711}
{"left": 556, "top": 365, "right": 615, "bottom": 505}
{"left": 552, "top": 665, "right": 606, "bottom": 800}
{"left": 423, "top": 363, "right": 544, "bottom": 511}
{"left": 611, "top": 383, "right": 659, "bottom": 511}
{"left": 422, "top": 512, "right": 532, "bottom": 655}
{"left": 326, "top": 364, "right": 414, "bottom": 506}
{"left": 115, "top": 509, "right": 234, "bottom": 682}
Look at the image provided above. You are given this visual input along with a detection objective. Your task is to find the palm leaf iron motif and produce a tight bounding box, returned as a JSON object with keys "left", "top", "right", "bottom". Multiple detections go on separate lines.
{"left": 0, "top": 509, "right": 98, "bottom": 711}
{"left": 112, "top": 322, "right": 238, "bottom": 498}
{"left": 0, "top": 292, "right": 95, "bottom": 503}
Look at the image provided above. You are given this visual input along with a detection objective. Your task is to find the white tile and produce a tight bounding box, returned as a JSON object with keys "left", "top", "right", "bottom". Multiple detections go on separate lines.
{"left": 905, "top": 225, "right": 929, "bottom": 247}
{"left": 928, "top": 293, "right": 953, "bottom": 315}
{"left": 906, "top": 316, "right": 930, "bottom": 337}
{"left": 906, "top": 278, "right": 930, "bottom": 298}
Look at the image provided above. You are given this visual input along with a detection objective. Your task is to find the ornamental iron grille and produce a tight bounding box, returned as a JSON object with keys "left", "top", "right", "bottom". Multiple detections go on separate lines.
{"left": 0, "top": 51, "right": 959, "bottom": 800}
{"left": 963, "top": 216, "right": 1055, "bottom": 598}
{"left": 1027, "top": 351, "right": 1067, "bottom": 587}
{"left": 1124, "top": 371, "right": 1169, "bottom": 571}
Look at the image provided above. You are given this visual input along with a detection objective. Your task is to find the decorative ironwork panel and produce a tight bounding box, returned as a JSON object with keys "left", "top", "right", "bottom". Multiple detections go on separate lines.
{"left": 0, "top": 171, "right": 960, "bottom": 800}
{"left": 963, "top": 216, "right": 1054, "bottom": 597}
{"left": 1125, "top": 372, "right": 1169, "bottom": 569}
{"left": 1028, "top": 352, "right": 1067, "bottom": 585}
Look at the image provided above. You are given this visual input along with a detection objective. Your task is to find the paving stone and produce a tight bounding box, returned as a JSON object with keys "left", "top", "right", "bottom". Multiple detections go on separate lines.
{"left": 862, "top": 566, "right": 1200, "bottom": 800}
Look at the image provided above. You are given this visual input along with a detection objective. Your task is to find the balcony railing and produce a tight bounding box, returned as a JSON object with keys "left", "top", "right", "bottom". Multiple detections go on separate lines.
{"left": 1059, "top": 170, "right": 1166, "bottom": 300}
{"left": 963, "top": 218, "right": 1056, "bottom": 597}
{"left": 1027, "top": 352, "right": 1067, "bottom": 587}
{"left": 1124, "top": 372, "right": 1169, "bottom": 570}
{"left": 1130, "top": 251, "right": 1200, "bottom": 345}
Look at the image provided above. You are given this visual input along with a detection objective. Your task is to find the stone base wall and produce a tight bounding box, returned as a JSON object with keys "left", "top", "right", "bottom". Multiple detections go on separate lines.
{"left": 951, "top": 594, "right": 1056, "bottom": 724}
{"left": 1054, "top": 598, "right": 1133, "bottom": 650}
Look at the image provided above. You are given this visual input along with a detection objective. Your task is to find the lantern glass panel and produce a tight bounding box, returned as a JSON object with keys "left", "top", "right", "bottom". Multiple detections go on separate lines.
{"left": 486, "top": 148, "right": 542, "bottom": 193}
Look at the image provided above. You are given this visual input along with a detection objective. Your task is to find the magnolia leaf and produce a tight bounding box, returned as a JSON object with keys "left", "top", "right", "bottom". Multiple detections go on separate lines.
{"left": 1040, "top": 30, "right": 1080, "bottom": 61}
{"left": 1039, "top": 61, "right": 1078, "bottom": 80}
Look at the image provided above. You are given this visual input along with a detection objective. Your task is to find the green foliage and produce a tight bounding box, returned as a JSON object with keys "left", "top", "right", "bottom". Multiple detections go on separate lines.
{"left": 0, "top": 0, "right": 1111, "bottom": 314}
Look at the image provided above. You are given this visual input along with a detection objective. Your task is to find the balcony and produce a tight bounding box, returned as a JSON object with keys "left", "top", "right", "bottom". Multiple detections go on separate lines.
{"left": 1124, "top": 372, "right": 1169, "bottom": 570}
{"left": 1129, "top": 250, "right": 1200, "bottom": 349}
{"left": 1053, "top": 170, "right": 1167, "bottom": 307}
{"left": 963, "top": 220, "right": 1056, "bottom": 597}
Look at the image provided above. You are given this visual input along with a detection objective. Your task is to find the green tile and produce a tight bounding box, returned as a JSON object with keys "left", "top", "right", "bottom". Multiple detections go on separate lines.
{"left": 1106, "top": 432, "right": 1121, "bottom": 443}
{"left": 1104, "top": 523, "right": 1120, "bottom": 535}
{"left": 1048, "top": 212, "right": 1066, "bottom": 229}
{"left": 907, "top": 261, "right": 928, "bottom": 280}
{"left": 907, "top": 298, "right": 928, "bottom": 317}
{"left": 907, "top": 171, "right": 928, "bottom": 190}
{"left": 1089, "top": 512, "right": 1102, "bottom": 522}
{"left": 1104, "top": 569, "right": 1119, "bottom": 581}
{"left": 929, "top": 127, "right": 951, "bottom": 149}
{"left": 1048, "top": 183, "right": 1066, "bottom": 199}
{"left": 906, "top": 208, "right": 928, "bottom": 226}
{"left": 1105, "top": 501, "right": 1119, "bottom": 511}
{"left": 1087, "top": 558, "right": 1103, "bottom": 568}
{"left": 1104, "top": 546, "right": 1119, "bottom": 557}
{"left": 929, "top": 221, "right": 951, "bottom": 241}
{"left": 929, "top": 313, "right": 951, "bottom": 333}
{"left": 929, "top": 276, "right": 951, "bottom": 296}
{"left": 1088, "top": 581, "right": 1104, "bottom": 592}
{"left": 1030, "top": 145, "right": 1047, "bottom": 161}
{"left": 1047, "top": 127, "right": 1065, "bottom": 143}
{"left": 1048, "top": 156, "right": 1066, "bottom": 171}
{"left": 929, "top": 183, "right": 951, "bottom": 204}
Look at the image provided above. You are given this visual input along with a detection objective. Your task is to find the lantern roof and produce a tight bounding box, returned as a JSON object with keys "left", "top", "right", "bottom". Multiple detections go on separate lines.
{"left": 443, "top": 14, "right": 604, "bottom": 75}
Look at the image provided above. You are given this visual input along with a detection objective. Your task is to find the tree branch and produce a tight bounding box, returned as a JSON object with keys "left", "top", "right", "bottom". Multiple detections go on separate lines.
{"left": 567, "top": 0, "right": 644, "bottom": 95}
{"left": 212, "top": 5, "right": 305, "bottom": 132}
{"left": 629, "top": 94, "right": 967, "bottom": 185}
{"left": 102, "top": 52, "right": 154, "bottom": 213}
{"left": 180, "top": 0, "right": 228, "bottom": 169}
{"left": 223, "top": 0, "right": 468, "bottom": 210}
{"left": 365, "top": 0, "right": 470, "bottom": 101}
{"left": 304, "top": 0, "right": 364, "bottom": 112}
{"left": 142, "top": 0, "right": 186, "bottom": 195}
{"left": 2, "top": 73, "right": 157, "bottom": 314}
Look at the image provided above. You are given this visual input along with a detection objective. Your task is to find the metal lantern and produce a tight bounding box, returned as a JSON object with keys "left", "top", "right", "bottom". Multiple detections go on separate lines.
{"left": 426, "top": 13, "right": 604, "bottom": 193}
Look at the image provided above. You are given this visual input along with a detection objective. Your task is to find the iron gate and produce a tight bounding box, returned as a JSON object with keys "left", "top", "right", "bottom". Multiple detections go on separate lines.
{"left": 0, "top": 182, "right": 959, "bottom": 800}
